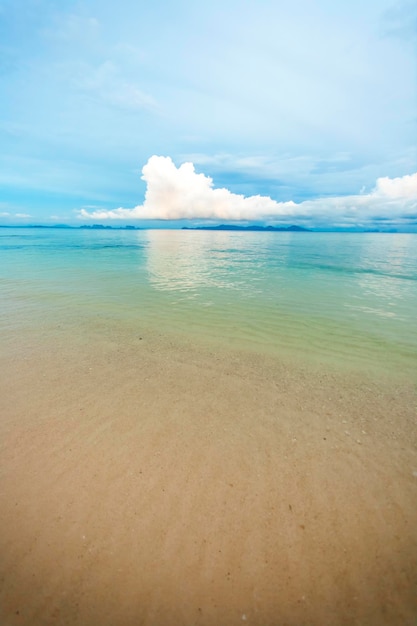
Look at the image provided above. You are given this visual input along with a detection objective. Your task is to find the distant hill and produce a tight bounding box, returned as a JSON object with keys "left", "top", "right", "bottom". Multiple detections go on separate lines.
{"left": 182, "top": 224, "right": 310, "bottom": 232}
{"left": 0, "top": 223, "right": 309, "bottom": 232}
{"left": 0, "top": 224, "right": 140, "bottom": 230}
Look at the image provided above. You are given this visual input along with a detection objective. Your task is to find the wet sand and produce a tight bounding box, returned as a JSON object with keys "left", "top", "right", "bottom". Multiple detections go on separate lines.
{"left": 1, "top": 323, "right": 417, "bottom": 626}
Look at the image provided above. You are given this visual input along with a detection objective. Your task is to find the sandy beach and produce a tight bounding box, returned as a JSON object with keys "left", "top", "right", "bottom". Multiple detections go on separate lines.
{"left": 1, "top": 322, "right": 416, "bottom": 626}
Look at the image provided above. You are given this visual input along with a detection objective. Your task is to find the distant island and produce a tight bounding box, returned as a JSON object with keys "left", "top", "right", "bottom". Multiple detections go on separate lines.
{"left": 0, "top": 223, "right": 394, "bottom": 233}
{"left": 0, "top": 223, "right": 310, "bottom": 232}
{"left": 182, "top": 224, "right": 310, "bottom": 232}
{"left": 0, "top": 224, "right": 140, "bottom": 230}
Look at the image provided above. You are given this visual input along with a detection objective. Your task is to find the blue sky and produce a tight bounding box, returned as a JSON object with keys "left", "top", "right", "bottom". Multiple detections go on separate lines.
{"left": 0, "top": 0, "right": 416, "bottom": 229}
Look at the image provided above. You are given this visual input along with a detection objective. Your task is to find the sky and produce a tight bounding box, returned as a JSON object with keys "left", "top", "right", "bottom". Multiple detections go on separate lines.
{"left": 0, "top": 0, "right": 416, "bottom": 230}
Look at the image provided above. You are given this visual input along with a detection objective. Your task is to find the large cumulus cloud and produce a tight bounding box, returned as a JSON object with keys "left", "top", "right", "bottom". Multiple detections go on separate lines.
{"left": 79, "top": 156, "right": 417, "bottom": 227}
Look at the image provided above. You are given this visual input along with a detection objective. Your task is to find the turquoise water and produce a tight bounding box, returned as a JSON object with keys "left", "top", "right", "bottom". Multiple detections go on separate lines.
{"left": 1, "top": 228, "right": 417, "bottom": 376}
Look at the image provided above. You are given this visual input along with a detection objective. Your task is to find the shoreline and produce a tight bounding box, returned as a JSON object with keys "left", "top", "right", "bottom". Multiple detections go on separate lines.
{"left": 1, "top": 323, "right": 417, "bottom": 625}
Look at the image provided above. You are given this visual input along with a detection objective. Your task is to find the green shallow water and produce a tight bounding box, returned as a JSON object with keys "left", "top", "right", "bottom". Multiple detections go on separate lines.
{"left": 1, "top": 228, "right": 417, "bottom": 378}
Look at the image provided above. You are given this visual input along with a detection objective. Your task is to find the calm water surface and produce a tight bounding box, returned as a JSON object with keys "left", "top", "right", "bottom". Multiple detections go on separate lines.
{"left": 1, "top": 228, "right": 416, "bottom": 376}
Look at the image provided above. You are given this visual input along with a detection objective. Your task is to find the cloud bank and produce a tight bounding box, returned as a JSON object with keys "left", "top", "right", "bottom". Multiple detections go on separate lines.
{"left": 79, "top": 156, "right": 417, "bottom": 228}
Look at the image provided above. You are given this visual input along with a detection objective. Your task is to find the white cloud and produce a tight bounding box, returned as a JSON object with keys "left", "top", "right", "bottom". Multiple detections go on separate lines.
{"left": 372, "top": 172, "right": 417, "bottom": 198}
{"left": 15, "top": 213, "right": 32, "bottom": 218}
{"left": 78, "top": 156, "right": 417, "bottom": 227}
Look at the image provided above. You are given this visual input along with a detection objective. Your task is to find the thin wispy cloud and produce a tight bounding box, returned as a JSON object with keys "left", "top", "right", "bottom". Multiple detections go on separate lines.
{"left": 42, "top": 13, "right": 101, "bottom": 44}
{"left": 79, "top": 156, "right": 417, "bottom": 228}
{"left": 74, "top": 60, "right": 159, "bottom": 113}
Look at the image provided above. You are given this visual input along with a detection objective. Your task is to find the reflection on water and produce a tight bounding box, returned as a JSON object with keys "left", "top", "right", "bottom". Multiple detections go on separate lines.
{"left": 345, "top": 234, "right": 417, "bottom": 321}
{"left": 142, "top": 230, "right": 417, "bottom": 370}
{"left": 1, "top": 228, "right": 417, "bottom": 374}
{"left": 144, "top": 230, "right": 417, "bottom": 319}
{"left": 145, "top": 229, "right": 276, "bottom": 296}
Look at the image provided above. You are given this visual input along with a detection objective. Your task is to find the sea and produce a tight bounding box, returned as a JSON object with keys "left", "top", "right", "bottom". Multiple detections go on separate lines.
{"left": 1, "top": 227, "right": 417, "bottom": 379}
